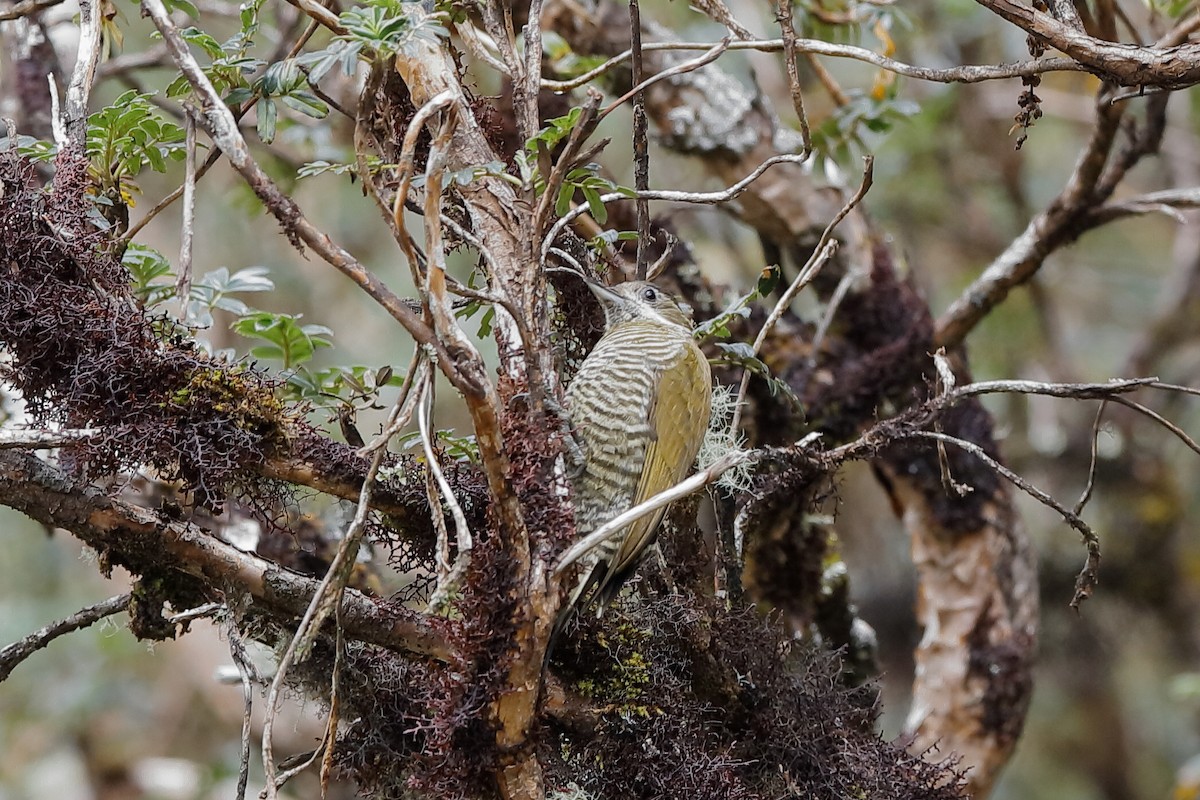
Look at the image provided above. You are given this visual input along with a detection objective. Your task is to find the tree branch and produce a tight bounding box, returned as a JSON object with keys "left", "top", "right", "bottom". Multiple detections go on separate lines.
{"left": 0, "top": 449, "right": 453, "bottom": 661}
{"left": 140, "top": 0, "right": 453, "bottom": 378}
{"left": 0, "top": 593, "right": 131, "bottom": 681}
{"left": 976, "top": 0, "right": 1200, "bottom": 88}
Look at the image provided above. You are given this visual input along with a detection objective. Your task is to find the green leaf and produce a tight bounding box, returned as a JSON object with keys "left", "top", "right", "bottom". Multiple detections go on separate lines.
{"left": 297, "top": 159, "right": 359, "bottom": 179}
{"left": 162, "top": 0, "right": 199, "bottom": 18}
{"left": 555, "top": 182, "right": 574, "bottom": 217}
{"left": 281, "top": 91, "right": 329, "bottom": 119}
{"left": 477, "top": 306, "right": 495, "bottom": 337}
{"left": 185, "top": 266, "right": 274, "bottom": 326}
{"left": 85, "top": 91, "right": 185, "bottom": 197}
{"left": 296, "top": 39, "right": 362, "bottom": 82}
{"left": 122, "top": 244, "right": 176, "bottom": 308}
{"left": 756, "top": 264, "right": 781, "bottom": 296}
{"left": 232, "top": 311, "right": 333, "bottom": 369}
{"left": 224, "top": 86, "right": 254, "bottom": 106}
{"left": 256, "top": 97, "right": 277, "bottom": 143}
{"left": 582, "top": 185, "right": 606, "bottom": 224}
{"left": 180, "top": 26, "right": 223, "bottom": 58}
{"left": 526, "top": 106, "right": 583, "bottom": 153}
{"left": 714, "top": 341, "right": 757, "bottom": 361}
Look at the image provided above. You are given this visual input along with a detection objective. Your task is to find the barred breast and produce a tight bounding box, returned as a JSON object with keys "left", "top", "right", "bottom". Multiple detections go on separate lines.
{"left": 565, "top": 321, "right": 697, "bottom": 559}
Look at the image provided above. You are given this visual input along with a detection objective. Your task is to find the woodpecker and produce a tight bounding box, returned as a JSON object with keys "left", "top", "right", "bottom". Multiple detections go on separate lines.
{"left": 555, "top": 279, "right": 712, "bottom": 639}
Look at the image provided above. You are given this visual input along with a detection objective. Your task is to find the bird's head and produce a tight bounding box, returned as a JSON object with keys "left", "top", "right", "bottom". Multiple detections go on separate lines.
{"left": 587, "top": 280, "right": 695, "bottom": 331}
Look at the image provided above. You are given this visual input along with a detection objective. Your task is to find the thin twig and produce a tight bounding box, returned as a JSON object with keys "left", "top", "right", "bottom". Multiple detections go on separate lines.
{"left": 271, "top": 743, "right": 325, "bottom": 795}
{"left": 0, "top": 0, "right": 63, "bottom": 21}
{"left": 936, "top": 106, "right": 1119, "bottom": 348}
{"left": 945, "top": 376, "right": 1158, "bottom": 402}
{"left": 358, "top": 355, "right": 427, "bottom": 455}
{"left": 630, "top": 0, "right": 651, "bottom": 279}
{"left": 931, "top": 349, "right": 972, "bottom": 497}
{"left": 0, "top": 428, "right": 97, "bottom": 449}
{"left": 1083, "top": 186, "right": 1200, "bottom": 226}
{"left": 1108, "top": 396, "right": 1200, "bottom": 456}
{"left": 226, "top": 623, "right": 259, "bottom": 800}
{"left": 729, "top": 156, "right": 874, "bottom": 432}
{"left": 908, "top": 430, "right": 1100, "bottom": 609}
{"left": 541, "top": 153, "right": 810, "bottom": 262}
{"left": 453, "top": 20, "right": 511, "bottom": 77}
{"left": 521, "top": 0, "right": 545, "bottom": 143}
{"left": 167, "top": 602, "right": 223, "bottom": 624}
{"left": 0, "top": 593, "right": 130, "bottom": 681}
{"left": 554, "top": 452, "right": 751, "bottom": 575}
{"left": 422, "top": 375, "right": 453, "bottom": 588}
{"left": 805, "top": 52, "right": 851, "bottom": 106}
{"left": 795, "top": 264, "right": 861, "bottom": 394}
{"left": 260, "top": 436, "right": 391, "bottom": 797}
{"left": 177, "top": 111, "right": 197, "bottom": 313}
{"left": 392, "top": 90, "right": 457, "bottom": 285}
{"left": 259, "top": 374, "right": 424, "bottom": 796}
{"left": 478, "top": 0, "right": 520, "bottom": 82}
{"left": 775, "top": 0, "right": 812, "bottom": 155}
{"left": 122, "top": 20, "right": 323, "bottom": 243}
{"left": 600, "top": 39, "right": 731, "bottom": 118}
{"left": 319, "top": 610, "right": 347, "bottom": 795}
{"left": 280, "top": 0, "right": 344, "bottom": 34}
{"left": 540, "top": 38, "right": 1084, "bottom": 92}
{"left": 532, "top": 92, "right": 602, "bottom": 242}
{"left": 420, "top": 380, "right": 473, "bottom": 611}
{"left": 1073, "top": 401, "right": 1106, "bottom": 516}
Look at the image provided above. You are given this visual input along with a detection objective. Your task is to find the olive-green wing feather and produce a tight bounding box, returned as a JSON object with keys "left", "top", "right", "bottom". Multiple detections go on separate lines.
{"left": 599, "top": 340, "right": 712, "bottom": 593}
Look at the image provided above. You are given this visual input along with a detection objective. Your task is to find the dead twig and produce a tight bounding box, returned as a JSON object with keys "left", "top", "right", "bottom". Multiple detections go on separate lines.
{"left": 729, "top": 156, "right": 874, "bottom": 433}
{"left": 1074, "top": 402, "right": 1106, "bottom": 516}
{"left": 936, "top": 88, "right": 1128, "bottom": 348}
{"left": 775, "top": 0, "right": 813, "bottom": 155}
{"left": 54, "top": 0, "right": 101, "bottom": 150}
{"left": 280, "top": 0, "right": 344, "bottom": 34}
{"left": 630, "top": 0, "right": 652, "bottom": 279}
{"left": 176, "top": 111, "right": 197, "bottom": 313}
{"left": 226, "top": 623, "right": 259, "bottom": 800}
{"left": 392, "top": 89, "right": 457, "bottom": 286}
{"left": 0, "top": 0, "right": 63, "bottom": 21}
{"left": 541, "top": 153, "right": 811, "bottom": 263}
{"left": 540, "top": 38, "right": 1084, "bottom": 93}
{"left": 0, "top": 593, "right": 130, "bottom": 681}
{"left": 0, "top": 428, "right": 97, "bottom": 449}
{"left": 600, "top": 39, "right": 731, "bottom": 118}
{"left": 421, "top": 378, "right": 473, "bottom": 611}
{"left": 260, "top": 425, "right": 395, "bottom": 797}
{"left": 908, "top": 430, "right": 1100, "bottom": 609}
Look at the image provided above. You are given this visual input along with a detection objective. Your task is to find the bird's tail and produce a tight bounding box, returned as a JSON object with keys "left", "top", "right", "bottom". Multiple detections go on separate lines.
{"left": 544, "top": 560, "right": 605, "bottom": 667}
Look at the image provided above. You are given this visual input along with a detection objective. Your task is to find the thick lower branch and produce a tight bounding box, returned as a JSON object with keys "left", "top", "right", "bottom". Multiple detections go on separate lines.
{"left": 0, "top": 449, "right": 453, "bottom": 661}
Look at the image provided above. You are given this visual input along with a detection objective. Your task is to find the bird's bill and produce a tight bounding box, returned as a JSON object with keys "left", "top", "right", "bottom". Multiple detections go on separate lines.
{"left": 584, "top": 280, "right": 622, "bottom": 307}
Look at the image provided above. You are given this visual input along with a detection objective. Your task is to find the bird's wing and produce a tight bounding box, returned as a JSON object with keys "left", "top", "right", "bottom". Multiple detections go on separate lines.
{"left": 599, "top": 339, "right": 712, "bottom": 594}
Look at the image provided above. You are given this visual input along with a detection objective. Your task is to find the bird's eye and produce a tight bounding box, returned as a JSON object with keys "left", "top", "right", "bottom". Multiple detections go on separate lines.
{"left": 641, "top": 287, "right": 657, "bottom": 302}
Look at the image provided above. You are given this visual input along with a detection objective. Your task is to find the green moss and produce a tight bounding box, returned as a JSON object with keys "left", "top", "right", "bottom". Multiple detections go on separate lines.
{"left": 573, "top": 619, "right": 658, "bottom": 718}
{"left": 169, "top": 365, "right": 289, "bottom": 445}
